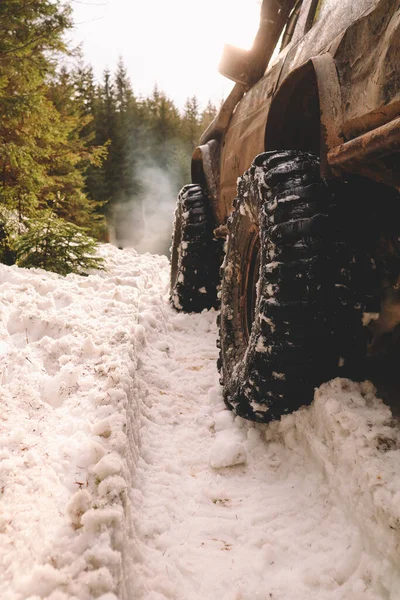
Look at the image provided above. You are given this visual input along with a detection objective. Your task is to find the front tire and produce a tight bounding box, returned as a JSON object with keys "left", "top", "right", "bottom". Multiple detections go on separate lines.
{"left": 170, "top": 184, "right": 222, "bottom": 313}
{"left": 218, "top": 151, "right": 377, "bottom": 423}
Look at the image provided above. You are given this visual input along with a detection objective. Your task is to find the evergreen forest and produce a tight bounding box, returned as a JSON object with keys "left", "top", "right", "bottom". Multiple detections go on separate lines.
{"left": 0, "top": 0, "right": 217, "bottom": 273}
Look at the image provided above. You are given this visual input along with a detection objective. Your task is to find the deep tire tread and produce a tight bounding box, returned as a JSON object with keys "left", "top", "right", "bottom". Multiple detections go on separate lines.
{"left": 170, "top": 184, "right": 223, "bottom": 313}
{"left": 219, "top": 150, "right": 378, "bottom": 423}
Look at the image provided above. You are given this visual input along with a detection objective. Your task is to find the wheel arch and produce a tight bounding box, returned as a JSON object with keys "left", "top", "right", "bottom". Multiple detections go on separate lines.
{"left": 265, "top": 54, "right": 344, "bottom": 177}
{"left": 191, "top": 139, "right": 222, "bottom": 224}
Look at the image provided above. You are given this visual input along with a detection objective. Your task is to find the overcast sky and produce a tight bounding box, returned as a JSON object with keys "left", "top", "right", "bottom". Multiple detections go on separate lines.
{"left": 67, "top": 0, "right": 261, "bottom": 110}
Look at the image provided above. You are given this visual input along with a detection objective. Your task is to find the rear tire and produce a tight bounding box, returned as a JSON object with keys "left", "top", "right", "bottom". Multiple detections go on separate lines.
{"left": 170, "top": 184, "right": 222, "bottom": 313}
{"left": 218, "top": 150, "right": 378, "bottom": 423}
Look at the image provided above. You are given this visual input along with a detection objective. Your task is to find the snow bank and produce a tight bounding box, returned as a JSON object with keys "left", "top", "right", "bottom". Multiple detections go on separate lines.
{"left": 0, "top": 246, "right": 169, "bottom": 600}
{"left": 263, "top": 378, "right": 400, "bottom": 597}
{"left": 306, "top": 380, "right": 400, "bottom": 587}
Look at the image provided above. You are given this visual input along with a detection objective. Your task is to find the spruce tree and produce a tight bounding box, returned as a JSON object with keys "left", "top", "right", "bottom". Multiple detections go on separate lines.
{"left": 142, "top": 86, "right": 181, "bottom": 167}
{"left": 114, "top": 58, "right": 139, "bottom": 204}
{"left": 0, "top": 0, "right": 72, "bottom": 217}
{"left": 182, "top": 96, "right": 201, "bottom": 150}
{"left": 200, "top": 100, "right": 218, "bottom": 132}
{"left": 14, "top": 196, "right": 104, "bottom": 275}
{"left": 0, "top": 0, "right": 108, "bottom": 268}
{"left": 46, "top": 67, "right": 107, "bottom": 237}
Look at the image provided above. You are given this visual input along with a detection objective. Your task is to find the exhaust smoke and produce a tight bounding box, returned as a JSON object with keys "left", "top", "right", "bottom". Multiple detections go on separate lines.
{"left": 112, "top": 163, "right": 180, "bottom": 256}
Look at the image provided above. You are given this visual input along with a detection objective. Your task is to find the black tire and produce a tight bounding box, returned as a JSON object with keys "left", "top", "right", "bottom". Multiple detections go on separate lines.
{"left": 218, "top": 150, "right": 378, "bottom": 423}
{"left": 170, "top": 184, "right": 223, "bottom": 313}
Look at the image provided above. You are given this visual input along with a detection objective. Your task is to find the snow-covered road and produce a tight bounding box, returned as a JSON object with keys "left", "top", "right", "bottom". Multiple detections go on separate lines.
{"left": 1, "top": 246, "right": 400, "bottom": 600}
{"left": 128, "top": 280, "right": 400, "bottom": 600}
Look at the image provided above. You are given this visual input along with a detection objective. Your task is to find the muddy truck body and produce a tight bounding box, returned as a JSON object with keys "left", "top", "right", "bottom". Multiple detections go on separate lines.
{"left": 170, "top": 0, "right": 400, "bottom": 422}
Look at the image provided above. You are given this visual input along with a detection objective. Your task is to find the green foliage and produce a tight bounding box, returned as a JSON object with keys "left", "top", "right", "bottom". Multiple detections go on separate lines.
{"left": 14, "top": 202, "right": 104, "bottom": 276}
{"left": 46, "top": 66, "right": 107, "bottom": 237}
{"left": 0, "top": 207, "right": 17, "bottom": 265}
{"left": 0, "top": 0, "right": 71, "bottom": 212}
{"left": 0, "top": 0, "right": 107, "bottom": 241}
{"left": 0, "top": 1, "right": 218, "bottom": 268}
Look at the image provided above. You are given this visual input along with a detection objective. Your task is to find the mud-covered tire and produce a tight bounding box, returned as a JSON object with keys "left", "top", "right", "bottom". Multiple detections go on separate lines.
{"left": 218, "top": 150, "right": 378, "bottom": 423}
{"left": 170, "top": 184, "right": 223, "bottom": 313}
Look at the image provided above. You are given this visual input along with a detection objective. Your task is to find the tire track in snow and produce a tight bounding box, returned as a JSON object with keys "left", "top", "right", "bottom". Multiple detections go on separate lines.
{"left": 127, "top": 302, "right": 398, "bottom": 600}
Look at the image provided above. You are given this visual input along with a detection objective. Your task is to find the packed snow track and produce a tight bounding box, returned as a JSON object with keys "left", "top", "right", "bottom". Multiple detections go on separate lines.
{"left": 1, "top": 245, "right": 400, "bottom": 600}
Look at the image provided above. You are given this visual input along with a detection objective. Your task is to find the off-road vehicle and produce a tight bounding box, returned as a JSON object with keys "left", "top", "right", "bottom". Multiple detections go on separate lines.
{"left": 170, "top": 0, "right": 400, "bottom": 422}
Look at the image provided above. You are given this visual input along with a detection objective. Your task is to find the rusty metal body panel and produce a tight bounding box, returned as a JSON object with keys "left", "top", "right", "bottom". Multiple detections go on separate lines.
{"left": 280, "top": 0, "right": 379, "bottom": 81}
{"left": 192, "top": 0, "right": 400, "bottom": 225}
{"left": 219, "top": 59, "right": 285, "bottom": 220}
{"left": 328, "top": 117, "right": 400, "bottom": 188}
{"left": 334, "top": 0, "right": 400, "bottom": 134}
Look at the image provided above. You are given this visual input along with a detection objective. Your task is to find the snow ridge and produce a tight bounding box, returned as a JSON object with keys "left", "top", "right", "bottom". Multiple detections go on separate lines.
{"left": 0, "top": 246, "right": 168, "bottom": 600}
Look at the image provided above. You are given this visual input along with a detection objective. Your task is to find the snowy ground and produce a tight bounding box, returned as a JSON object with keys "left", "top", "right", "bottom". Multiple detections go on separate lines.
{"left": 1, "top": 245, "right": 400, "bottom": 600}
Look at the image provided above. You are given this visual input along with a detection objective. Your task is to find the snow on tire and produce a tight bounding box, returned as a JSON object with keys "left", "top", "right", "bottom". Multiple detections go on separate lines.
{"left": 170, "top": 184, "right": 223, "bottom": 313}
{"left": 218, "top": 150, "right": 378, "bottom": 423}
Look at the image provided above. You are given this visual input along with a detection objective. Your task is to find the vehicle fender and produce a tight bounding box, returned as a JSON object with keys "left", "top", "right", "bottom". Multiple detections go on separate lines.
{"left": 265, "top": 53, "right": 344, "bottom": 177}
{"left": 191, "top": 140, "right": 222, "bottom": 224}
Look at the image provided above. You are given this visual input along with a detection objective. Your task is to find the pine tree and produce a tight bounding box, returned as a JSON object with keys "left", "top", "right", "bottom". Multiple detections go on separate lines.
{"left": 46, "top": 67, "right": 107, "bottom": 237}
{"left": 181, "top": 96, "right": 201, "bottom": 150}
{"left": 113, "top": 58, "right": 140, "bottom": 204}
{"left": 14, "top": 196, "right": 104, "bottom": 275}
{"left": 74, "top": 61, "right": 97, "bottom": 119}
{"left": 0, "top": 0, "right": 107, "bottom": 242}
{"left": 92, "top": 69, "right": 118, "bottom": 211}
{"left": 200, "top": 100, "right": 218, "bottom": 132}
{"left": 75, "top": 66, "right": 109, "bottom": 214}
{"left": 115, "top": 57, "right": 134, "bottom": 114}
{"left": 0, "top": 0, "right": 72, "bottom": 217}
{"left": 142, "top": 86, "right": 181, "bottom": 166}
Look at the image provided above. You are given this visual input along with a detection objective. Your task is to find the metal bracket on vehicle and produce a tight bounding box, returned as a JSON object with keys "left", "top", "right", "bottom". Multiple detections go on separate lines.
{"left": 328, "top": 116, "right": 400, "bottom": 190}
{"left": 311, "top": 53, "right": 344, "bottom": 178}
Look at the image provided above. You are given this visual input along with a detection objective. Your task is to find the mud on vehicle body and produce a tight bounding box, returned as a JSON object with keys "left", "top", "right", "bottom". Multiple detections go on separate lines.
{"left": 170, "top": 0, "right": 400, "bottom": 422}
